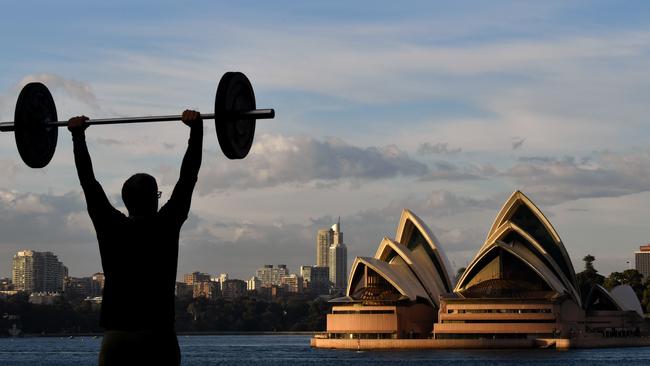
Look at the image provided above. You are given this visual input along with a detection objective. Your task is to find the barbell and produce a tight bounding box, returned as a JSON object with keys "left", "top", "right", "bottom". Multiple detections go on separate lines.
{"left": 0, "top": 72, "right": 275, "bottom": 168}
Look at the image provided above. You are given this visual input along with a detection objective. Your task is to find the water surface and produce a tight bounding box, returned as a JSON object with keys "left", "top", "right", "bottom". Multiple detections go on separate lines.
{"left": 1, "top": 335, "right": 650, "bottom": 365}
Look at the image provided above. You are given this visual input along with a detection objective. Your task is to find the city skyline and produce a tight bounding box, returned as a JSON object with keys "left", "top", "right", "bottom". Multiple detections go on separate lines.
{"left": 2, "top": 2, "right": 650, "bottom": 279}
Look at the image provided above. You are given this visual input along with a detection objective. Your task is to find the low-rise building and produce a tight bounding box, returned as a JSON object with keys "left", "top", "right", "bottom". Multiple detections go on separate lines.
{"left": 183, "top": 271, "right": 211, "bottom": 286}
{"left": 193, "top": 281, "right": 219, "bottom": 299}
{"left": 29, "top": 292, "right": 62, "bottom": 305}
{"left": 281, "top": 274, "right": 303, "bottom": 293}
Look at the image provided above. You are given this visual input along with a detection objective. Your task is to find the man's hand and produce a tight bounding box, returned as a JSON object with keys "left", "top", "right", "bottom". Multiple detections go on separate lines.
{"left": 181, "top": 110, "right": 202, "bottom": 127}
{"left": 68, "top": 116, "right": 89, "bottom": 134}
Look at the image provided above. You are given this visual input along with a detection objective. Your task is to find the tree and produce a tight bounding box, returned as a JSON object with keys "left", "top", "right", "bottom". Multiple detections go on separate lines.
{"left": 576, "top": 254, "right": 605, "bottom": 298}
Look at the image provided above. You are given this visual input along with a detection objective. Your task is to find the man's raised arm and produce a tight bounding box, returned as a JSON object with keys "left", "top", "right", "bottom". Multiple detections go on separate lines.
{"left": 160, "top": 110, "right": 203, "bottom": 221}
{"left": 69, "top": 116, "right": 118, "bottom": 222}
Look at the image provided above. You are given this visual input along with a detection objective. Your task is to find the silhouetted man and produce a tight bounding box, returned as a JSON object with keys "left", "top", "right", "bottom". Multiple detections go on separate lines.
{"left": 68, "top": 110, "right": 202, "bottom": 366}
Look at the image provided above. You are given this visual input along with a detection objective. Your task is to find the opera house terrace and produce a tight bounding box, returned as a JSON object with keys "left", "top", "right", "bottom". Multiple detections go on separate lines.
{"left": 311, "top": 191, "right": 650, "bottom": 349}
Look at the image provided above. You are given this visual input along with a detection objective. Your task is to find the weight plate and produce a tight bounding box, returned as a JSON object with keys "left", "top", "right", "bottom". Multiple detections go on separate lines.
{"left": 215, "top": 72, "right": 256, "bottom": 159}
{"left": 14, "top": 83, "right": 58, "bottom": 168}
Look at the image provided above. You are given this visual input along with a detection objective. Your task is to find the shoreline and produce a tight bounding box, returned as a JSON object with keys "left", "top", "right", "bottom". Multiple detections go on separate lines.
{"left": 311, "top": 336, "right": 650, "bottom": 350}
{"left": 3, "top": 331, "right": 317, "bottom": 338}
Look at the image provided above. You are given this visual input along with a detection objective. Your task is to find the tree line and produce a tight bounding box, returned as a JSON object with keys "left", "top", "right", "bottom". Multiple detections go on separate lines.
{"left": 0, "top": 292, "right": 331, "bottom": 336}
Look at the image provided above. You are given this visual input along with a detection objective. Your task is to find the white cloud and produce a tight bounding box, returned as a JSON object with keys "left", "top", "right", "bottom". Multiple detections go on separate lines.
{"left": 159, "top": 134, "right": 430, "bottom": 193}
{"left": 506, "top": 150, "right": 650, "bottom": 204}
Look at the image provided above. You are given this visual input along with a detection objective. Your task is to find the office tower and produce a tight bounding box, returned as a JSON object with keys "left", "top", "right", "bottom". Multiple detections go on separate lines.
{"left": 12, "top": 250, "right": 68, "bottom": 293}
{"left": 255, "top": 265, "right": 290, "bottom": 287}
{"left": 316, "top": 228, "right": 333, "bottom": 267}
{"left": 329, "top": 217, "right": 348, "bottom": 291}
{"left": 635, "top": 244, "right": 650, "bottom": 279}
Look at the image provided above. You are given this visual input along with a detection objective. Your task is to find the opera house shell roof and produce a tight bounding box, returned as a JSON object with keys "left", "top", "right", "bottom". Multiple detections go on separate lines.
{"left": 338, "top": 190, "right": 643, "bottom": 315}
{"left": 342, "top": 209, "right": 454, "bottom": 307}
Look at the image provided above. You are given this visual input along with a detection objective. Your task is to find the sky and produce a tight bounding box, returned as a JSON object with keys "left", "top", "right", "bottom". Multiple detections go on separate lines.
{"left": 1, "top": 1, "right": 650, "bottom": 280}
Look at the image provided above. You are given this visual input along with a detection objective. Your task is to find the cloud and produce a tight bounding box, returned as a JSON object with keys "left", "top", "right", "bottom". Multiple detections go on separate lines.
{"left": 420, "top": 161, "right": 497, "bottom": 181}
{"left": 0, "top": 189, "right": 107, "bottom": 277}
{"left": 417, "top": 142, "right": 462, "bottom": 155}
{"left": 511, "top": 137, "right": 525, "bottom": 150}
{"left": 94, "top": 137, "right": 125, "bottom": 146}
{"left": 176, "top": 188, "right": 499, "bottom": 278}
{"left": 161, "top": 134, "right": 430, "bottom": 193}
{"left": 15, "top": 73, "right": 100, "bottom": 110}
{"left": 507, "top": 150, "right": 650, "bottom": 204}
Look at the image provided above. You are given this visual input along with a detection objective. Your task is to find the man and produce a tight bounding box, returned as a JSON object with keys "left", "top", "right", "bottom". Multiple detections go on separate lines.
{"left": 68, "top": 110, "right": 203, "bottom": 365}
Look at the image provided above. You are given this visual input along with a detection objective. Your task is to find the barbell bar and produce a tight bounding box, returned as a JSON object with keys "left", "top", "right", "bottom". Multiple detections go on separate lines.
{"left": 0, "top": 71, "right": 275, "bottom": 168}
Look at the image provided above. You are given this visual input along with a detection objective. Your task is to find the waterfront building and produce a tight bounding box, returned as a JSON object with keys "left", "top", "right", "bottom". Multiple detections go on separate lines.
{"left": 183, "top": 271, "right": 211, "bottom": 285}
{"left": 28, "top": 292, "right": 62, "bottom": 305}
{"left": 317, "top": 229, "right": 333, "bottom": 267}
{"left": 300, "top": 265, "right": 330, "bottom": 294}
{"left": 255, "top": 264, "right": 289, "bottom": 287}
{"left": 91, "top": 273, "right": 105, "bottom": 297}
{"left": 12, "top": 250, "right": 68, "bottom": 293}
{"left": 218, "top": 273, "right": 229, "bottom": 290}
{"left": 326, "top": 209, "right": 452, "bottom": 339}
{"left": 63, "top": 276, "right": 93, "bottom": 298}
{"left": 193, "top": 280, "right": 219, "bottom": 299}
{"left": 281, "top": 274, "right": 303, "bottom": 293}
{"left": 329, "top": 218, "right": 348, "bottom": 291}
{"left": 635, "top": 244, "right": 650, "bottom": 279}
{"left": 258, "top": 285, "right": 283, "bottom": 298}
{"left": 175, "top": 282, "right": 192, "bottom": 298}
{"left": 320, "top": 191, "right": 647, "bottom": 344}
{"left": 247, "top": 276, "right": 261, "bottom": 291}
{"left": 222, "top": 279, "right": 247, "bottom": 298}
{"left": 0, "top": 278, "right": 13, "bottom": 291}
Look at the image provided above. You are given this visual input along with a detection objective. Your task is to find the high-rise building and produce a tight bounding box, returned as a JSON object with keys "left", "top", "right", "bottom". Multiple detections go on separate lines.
{"left": 329, "top": 218, "right": 348, "bottom": 291}
{"left": 316, "top": 229, "right": 333, "bottom": 267}
{"left": 255, "top": 265, "right": 289, "bottom": 287}
{"left": 635, "top": 244, "right": 650, "bottom": 279}
{"left": 12, "top": 250, "right": 68, "bottom": 293}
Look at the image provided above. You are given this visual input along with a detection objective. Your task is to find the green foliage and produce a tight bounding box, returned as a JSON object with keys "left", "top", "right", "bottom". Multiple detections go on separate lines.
{"left": 576, "top": 254, "right": 605, "bottom": 298}
{"left": 175, "top": 294, "right": 331, "bottom": 332}
{"left": 0, "top": 292, "right": 331, "bottom": 335}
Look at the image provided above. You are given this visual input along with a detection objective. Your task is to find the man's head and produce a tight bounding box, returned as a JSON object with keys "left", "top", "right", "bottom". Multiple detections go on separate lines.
{"left": 122, "top": 173, "right": 158, "bottom": 216}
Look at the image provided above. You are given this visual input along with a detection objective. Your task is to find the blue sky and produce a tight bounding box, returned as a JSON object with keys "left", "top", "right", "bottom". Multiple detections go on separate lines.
{"left": 1, "top": 1, "right": 650, "bottom": 280}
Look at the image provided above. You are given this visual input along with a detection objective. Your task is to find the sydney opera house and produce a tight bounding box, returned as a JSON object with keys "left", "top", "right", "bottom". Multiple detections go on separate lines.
{"left": 312, "top": 191, "right": 649, "bottom": 349}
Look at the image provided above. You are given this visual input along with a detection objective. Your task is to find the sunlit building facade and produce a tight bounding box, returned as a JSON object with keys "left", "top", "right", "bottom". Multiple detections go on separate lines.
{"left": 635, "top": 244, "right": 650, "bottom": 280}
{"left": 322, "top": 191, "right": 647, "bottom": 343}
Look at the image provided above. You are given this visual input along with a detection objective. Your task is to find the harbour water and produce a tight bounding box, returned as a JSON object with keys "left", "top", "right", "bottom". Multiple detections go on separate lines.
{"left": 1, "top": 335, "right": 650, "bottom": 365}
